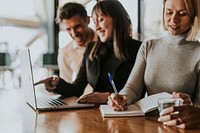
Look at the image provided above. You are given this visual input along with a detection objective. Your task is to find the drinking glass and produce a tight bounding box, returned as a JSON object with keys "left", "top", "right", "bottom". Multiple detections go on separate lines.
{"left": 157, "top": 98, "right": 183, "bottom": 114}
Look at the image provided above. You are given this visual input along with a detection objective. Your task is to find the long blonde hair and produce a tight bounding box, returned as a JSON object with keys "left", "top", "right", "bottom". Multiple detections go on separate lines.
{"left": 163, "top": 0, "right": 200, "bottom": 41}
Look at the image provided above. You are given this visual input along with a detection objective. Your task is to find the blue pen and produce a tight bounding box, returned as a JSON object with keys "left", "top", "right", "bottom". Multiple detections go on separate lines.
{"left": 107, "top": 72, "right": 118, "bottom": 95}
{"left": 108, "top": 72, "right": 125, "bottom": 111}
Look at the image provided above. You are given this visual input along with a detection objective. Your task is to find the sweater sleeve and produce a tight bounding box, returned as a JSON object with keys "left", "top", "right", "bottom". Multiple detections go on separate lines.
{"left": 119, "top": 41, "right": 147, "bottom": 105}
{"left": 194, "top": 70, "right": 200, "bottom": 106}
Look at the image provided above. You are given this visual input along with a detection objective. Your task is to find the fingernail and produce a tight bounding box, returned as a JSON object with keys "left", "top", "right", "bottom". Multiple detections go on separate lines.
{"left": 159, "top": 112, "right": 163, "bottom": 116}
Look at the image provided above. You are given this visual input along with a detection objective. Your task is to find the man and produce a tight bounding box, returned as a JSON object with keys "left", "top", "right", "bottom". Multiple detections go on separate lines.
{"left": 56, "top": 2, "right": 97, "bottom": 84}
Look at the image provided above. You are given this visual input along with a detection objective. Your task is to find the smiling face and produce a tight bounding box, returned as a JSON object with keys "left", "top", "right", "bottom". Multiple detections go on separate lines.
{"left": 92, "top": 12, "right": 114, "bottom": 42}
{"left": 61, "top": 14, "right": 90, "bottom": 46}
{"left": 164, "top": 0, "right": 192, "bottom": 35}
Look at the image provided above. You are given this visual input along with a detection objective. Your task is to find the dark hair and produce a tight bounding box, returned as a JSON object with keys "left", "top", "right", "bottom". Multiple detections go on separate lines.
{"left": 89, "top": 0, "right": 133, "bottom": 60}
{"left": 56, "top": 2, "right": 87, "bottom": 23}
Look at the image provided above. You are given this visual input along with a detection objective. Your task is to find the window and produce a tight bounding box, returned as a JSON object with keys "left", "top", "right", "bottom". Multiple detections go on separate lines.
{"left": 141, "top": 0, "right": 164, "bottom": 40}
{"left": 0, "top": 0, "right": 48, "bottom": 64}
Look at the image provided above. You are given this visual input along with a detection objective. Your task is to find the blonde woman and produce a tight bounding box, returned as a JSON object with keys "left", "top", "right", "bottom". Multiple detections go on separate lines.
{"left": 108, "top": 0, "right": 200, "bottom": 117}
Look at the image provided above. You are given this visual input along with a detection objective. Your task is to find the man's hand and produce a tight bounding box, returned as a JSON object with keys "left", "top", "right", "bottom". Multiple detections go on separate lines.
{"left": 34, "top": 76, "right": 59, "bottom": 92}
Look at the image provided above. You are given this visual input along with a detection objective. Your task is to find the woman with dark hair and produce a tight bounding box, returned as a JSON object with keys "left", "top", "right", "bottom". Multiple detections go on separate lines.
{"left": 35, "top": 0, "right": 141, "bottom": 104}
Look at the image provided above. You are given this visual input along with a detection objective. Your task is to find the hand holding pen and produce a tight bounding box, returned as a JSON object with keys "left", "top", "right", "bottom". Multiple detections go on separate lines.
{"left": 107, "top": 72, "right": 128, "bottom": 111}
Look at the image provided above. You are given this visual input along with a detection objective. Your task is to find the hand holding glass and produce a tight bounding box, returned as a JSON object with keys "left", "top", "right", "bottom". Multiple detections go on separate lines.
{"left": 157, "top": 98, "right": 183, "bottom": 114}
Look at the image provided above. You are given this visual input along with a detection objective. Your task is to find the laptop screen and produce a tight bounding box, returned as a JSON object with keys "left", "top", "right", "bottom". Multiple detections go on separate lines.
{"left": 19, "top": 49, "right": 37, "bottom": 110}
{"left": 19, "top": 49, "right": 95, "bottom": 111}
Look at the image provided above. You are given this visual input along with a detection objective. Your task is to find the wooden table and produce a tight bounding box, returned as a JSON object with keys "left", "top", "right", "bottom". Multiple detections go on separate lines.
{"left": 0, "top": 89, "right": 200, "bottom": 133}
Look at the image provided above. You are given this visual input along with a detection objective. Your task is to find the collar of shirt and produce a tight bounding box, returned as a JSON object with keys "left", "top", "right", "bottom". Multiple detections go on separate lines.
{"left": 71, "top": 40, "right": 83, "bottom": 49}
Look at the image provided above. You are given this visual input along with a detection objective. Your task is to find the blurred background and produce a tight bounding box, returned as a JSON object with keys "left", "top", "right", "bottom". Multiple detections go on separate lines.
{"left": 0, "top": 0, "right": 163, "bottom": 89}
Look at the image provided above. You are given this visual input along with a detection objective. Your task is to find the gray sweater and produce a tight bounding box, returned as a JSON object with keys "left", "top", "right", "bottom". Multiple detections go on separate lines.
{"left": 120, "top": 33, "right": 200, "bottom": 105}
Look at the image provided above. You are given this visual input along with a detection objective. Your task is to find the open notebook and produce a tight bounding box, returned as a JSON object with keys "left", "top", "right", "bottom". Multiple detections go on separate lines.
{"left": 99, "top": 92, "right": 172, "bottom": 117}
{"left": 19, "top": 49, "right": 94, "bottom": 111}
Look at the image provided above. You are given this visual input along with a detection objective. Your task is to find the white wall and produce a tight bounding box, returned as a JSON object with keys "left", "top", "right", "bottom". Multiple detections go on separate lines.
{"left": 119, "top": 0, "right": 139, "bottom": 39}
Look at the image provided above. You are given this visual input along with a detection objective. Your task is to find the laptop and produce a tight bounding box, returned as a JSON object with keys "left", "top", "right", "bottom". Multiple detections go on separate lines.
{"left": 19, "top": 49, "right": 94, "bottom": 111}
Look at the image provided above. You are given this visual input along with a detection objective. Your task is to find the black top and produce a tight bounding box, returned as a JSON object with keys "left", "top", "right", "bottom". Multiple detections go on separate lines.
{"left": 54, "top": 38, "right": 142, "bottom": 97}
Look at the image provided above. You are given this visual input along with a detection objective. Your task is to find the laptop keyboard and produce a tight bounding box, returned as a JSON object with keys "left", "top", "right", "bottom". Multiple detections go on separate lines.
{"left": 37, "top": 97, "right": 67, "bottom": 107}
